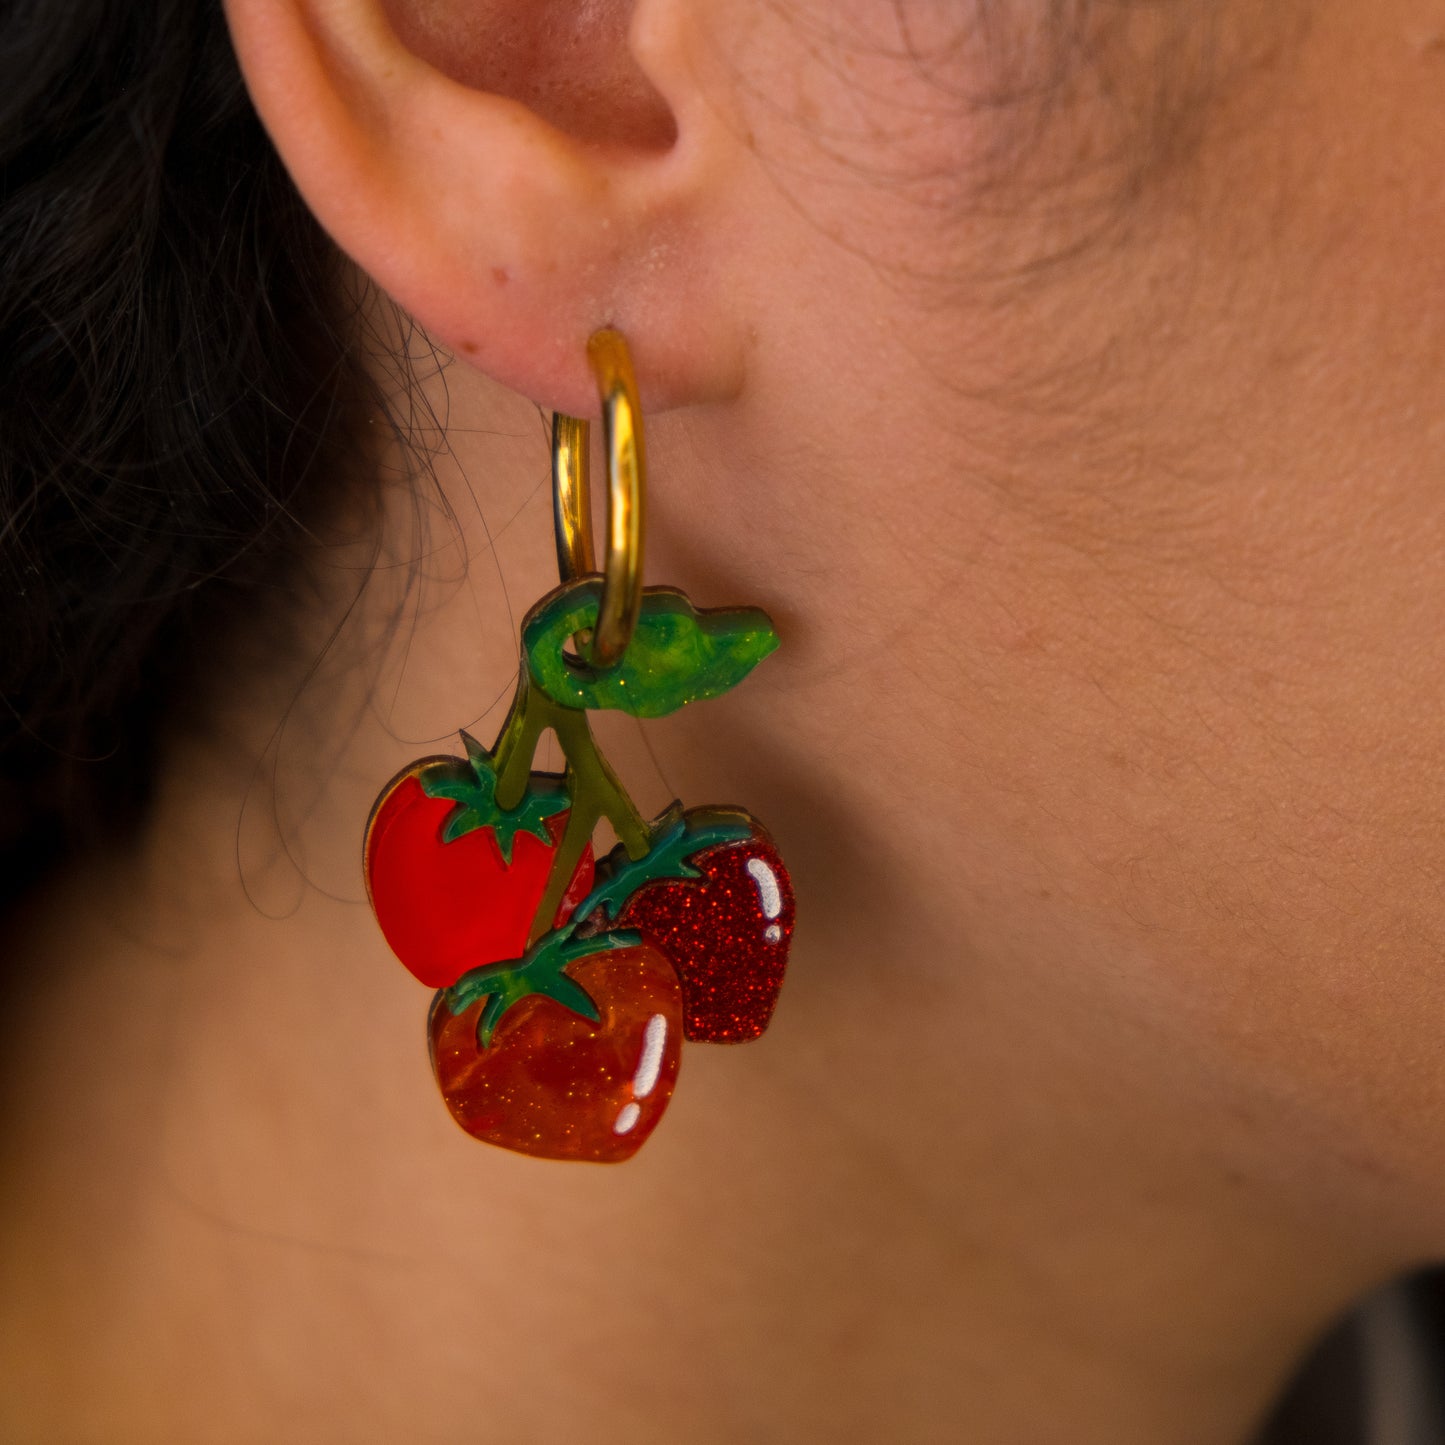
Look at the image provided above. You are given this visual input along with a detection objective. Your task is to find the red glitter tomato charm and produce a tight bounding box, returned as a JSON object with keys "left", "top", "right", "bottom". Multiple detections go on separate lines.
{"left": 614, "top": 815, "right": 794, "bottom": 1042}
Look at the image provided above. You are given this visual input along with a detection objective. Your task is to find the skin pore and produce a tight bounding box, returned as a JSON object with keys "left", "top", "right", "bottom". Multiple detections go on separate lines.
{"left": 4, "top": 0, "right": 1445, "bottom": 1440}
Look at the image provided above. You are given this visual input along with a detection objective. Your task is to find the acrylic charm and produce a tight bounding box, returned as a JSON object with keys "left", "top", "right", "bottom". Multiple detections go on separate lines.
{"left": 363, "top": 329, "right": 794, "bottom": 1163}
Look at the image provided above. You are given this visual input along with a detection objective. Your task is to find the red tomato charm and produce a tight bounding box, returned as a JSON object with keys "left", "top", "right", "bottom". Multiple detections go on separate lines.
{"left": 428, "top": 944, "right": 682, "bottom": 1162}
{"left": 365, "top": 760, "right": 594, "bottom": 989}
{"left": 616, "top": 827, "right": 794, "bottom": 1043}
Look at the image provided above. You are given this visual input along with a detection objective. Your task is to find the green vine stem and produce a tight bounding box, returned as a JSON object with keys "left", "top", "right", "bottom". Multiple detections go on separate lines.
{"left": 491, "top": 664, "right": 653, "bottom": 949}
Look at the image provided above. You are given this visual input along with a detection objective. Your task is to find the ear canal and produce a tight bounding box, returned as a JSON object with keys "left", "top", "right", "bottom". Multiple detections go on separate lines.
{"left": 379, "top": 0, "right": 678, "bottom": 152}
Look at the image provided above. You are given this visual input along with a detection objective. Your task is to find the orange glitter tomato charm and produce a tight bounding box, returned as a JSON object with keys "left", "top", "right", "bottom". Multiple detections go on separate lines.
{"left": 429, "top": 944, "right": 682, "bottom": 1163}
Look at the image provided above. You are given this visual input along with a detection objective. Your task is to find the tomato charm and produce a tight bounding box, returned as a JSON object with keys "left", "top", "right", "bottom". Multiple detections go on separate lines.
{"left": 429, "top": 942, "right": 683, "bottom": 1162}
{"left": 613, "top": 816, "right": 794, "bottom": 1042}
{"left": 365, "top": 750, "right": 594, "bottom": 989}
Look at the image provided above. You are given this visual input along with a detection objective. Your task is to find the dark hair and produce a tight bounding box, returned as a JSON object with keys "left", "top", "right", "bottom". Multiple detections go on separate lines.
{"left": 0, "top": 0, "right": 375, "bottom": 904}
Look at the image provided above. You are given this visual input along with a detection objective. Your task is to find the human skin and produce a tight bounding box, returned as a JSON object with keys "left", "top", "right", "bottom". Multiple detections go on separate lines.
{"left": 4, "top": 0, "right": 1445, "bottom": 1441}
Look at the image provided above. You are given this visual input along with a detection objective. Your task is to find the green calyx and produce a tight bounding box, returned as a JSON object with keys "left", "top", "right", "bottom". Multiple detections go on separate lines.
{"left": 522, "top": 579, "right": 780, "bottom": 718}
{"left": 436, "top": 806, "right": 758, "bottom": 1050}
{"left": 574, "top": 808, "right": 755, "bottom": 926}
{"left": 420, "top": 731, "right": 570, "bottom": 861}
{"left": 442, "top": 925, "right": 643, "bottom": 1049}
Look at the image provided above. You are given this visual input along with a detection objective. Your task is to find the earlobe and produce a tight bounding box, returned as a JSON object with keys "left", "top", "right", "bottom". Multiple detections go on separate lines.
{"left": 223, "top": 0, "right": 748, "bottom": 412}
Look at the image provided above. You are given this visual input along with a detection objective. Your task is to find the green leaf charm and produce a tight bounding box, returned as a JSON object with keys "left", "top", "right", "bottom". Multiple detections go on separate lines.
{"left": 523, "top": 580, "right": 780, "bottom": 718}
{"left": 420, "top": 731, "right": 570, "bottom": 861}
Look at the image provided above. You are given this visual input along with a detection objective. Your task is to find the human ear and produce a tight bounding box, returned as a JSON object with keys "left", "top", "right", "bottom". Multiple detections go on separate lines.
{"left": 222, "top": 0, "right": 749, "bottom": 413}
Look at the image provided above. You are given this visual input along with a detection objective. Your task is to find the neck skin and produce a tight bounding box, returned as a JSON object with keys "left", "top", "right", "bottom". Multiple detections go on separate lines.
{"left": 0, "top": 360, "right": 1407, "bottom": 1445}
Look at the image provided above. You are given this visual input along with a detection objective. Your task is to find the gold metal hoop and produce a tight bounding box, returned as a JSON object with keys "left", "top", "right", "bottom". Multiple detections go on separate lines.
{"left": 550, "top": 328, "right": 646, "bottom": 668}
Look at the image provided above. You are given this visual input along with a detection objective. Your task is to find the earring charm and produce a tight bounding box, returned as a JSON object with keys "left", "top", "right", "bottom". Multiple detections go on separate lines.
{"left": 363, "top": 329, "right": 794, "bottom": 1163}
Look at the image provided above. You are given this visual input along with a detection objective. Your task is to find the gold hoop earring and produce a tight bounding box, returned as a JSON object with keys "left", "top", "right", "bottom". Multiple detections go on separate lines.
{"left": 364, "top": 328, "right": 795, "bottom": 1164}
{"left": 551, "top": 327, "right": 645, "bottom": 667}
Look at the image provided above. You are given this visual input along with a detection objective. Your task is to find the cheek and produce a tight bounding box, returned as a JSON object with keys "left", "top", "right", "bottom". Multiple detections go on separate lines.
{"left": 961, "top": 537, "right": 1445, "bottom": 1224}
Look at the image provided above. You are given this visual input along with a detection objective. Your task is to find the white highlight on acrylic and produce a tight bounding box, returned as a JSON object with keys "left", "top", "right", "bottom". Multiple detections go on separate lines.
{"left": 633, "top": 1013, "right": 668, "bottom": 1099}
{"left": 764, "top": 924, "right": 782, "bottom": 944}
{"left": 746, "top": 857, "right": 782, "bottom": 920}
{"left": 613, "top": 1014, "right": 668, "bottom": 1135}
